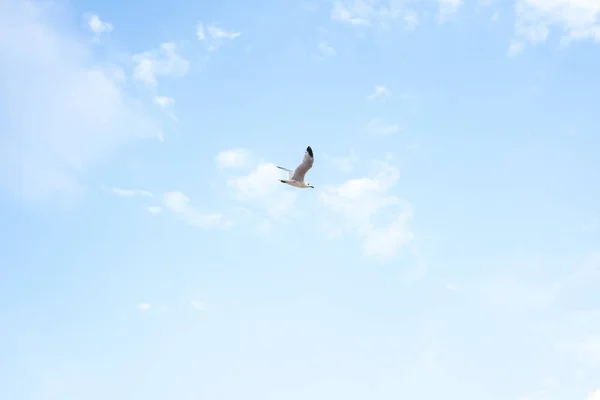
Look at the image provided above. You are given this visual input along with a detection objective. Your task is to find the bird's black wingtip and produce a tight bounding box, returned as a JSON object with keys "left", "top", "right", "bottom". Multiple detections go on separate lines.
{"left": 306, "top": 146, "right": 313, "bottom": 157}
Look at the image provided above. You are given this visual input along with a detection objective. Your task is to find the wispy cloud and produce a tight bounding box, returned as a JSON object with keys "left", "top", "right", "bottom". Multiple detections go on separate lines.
{"left": 509, "top": 0, "right": 600, "bottom": 55}
{"left": 107, "top": 187, "right": 227, "bottom": 226}
{"left": 367, "top": 85, "right": 391, "bottom": 101}
{"left": 207, "top": 25, "right": 241, "bottom": 39}
{"left": 508, "top": 40, "right": 526, "bottom": 57}
{"left": 570, "top": 335, "right": 600, "bottom": 366}
{"left": 105, "top": 186, "right": 154, "bottom": 197}
{"left": 457, "top": 252, "right": 600, "bottom": 313}
{"left": 0, "top": 1, "right": 162, "bottom": 202}
{"left": 317, "top": 41, "right": 336, "bottom": 57}
{"left": 491, "top": 11, "right": 500, "bottom": 23}
{"left": 137, "top": 303, "right": 151, "bottom": 311}
{"left": 227, "top": 162, "right": 298, "bottom": 220}
{"left": 196, "top": 23, "right": 205, "bottom": 40}
{"left": 366, "top": 118, "right": 400, "bottom": 135}
{"left": 153, "top": 96, "right": 177, "bottom": 121}
{"left": 85, "top": 13, "right": 113, "bottom": 37}
{"left": 583, "top": 217, "right": 599, "bottom": 233}
{"left": 403, "top": 10, "right": 420, "bottom": 30}
{"left": 216, "top": 148, "right": 251, "bottom": 169}
{"left": 325, "top": 151, "right": 358, "bottom": 173}
{"left": 473, "top": 277, "right": 560, "bottom": 309}
{"left": 437, "top": 0, "right": 463, "bottom": 23}
{"left": 518, "top": 378, "right": 557, "bottom": 400}
{"left": 162, "top": 192, "right": 230, "bottom": 229}
{"left": 132, "top": 42, "right": 189, "bottom": 86}
{"left": 197, "top": 23, "right": 241, "bottom": 51}
{"left": 145, "top": 206, "right": 162, "bottom": 215}
{"left": 331, "top": 0, "right": 419, "bottom": 30}
{"left": 320, "top": 159, "right": 414, "bottom": 260}
{"left": 190, "top": 300, "right": 205, "bottom": 311}
{"left": 154, "top": 96, "right": 174, "bottom": 109}
{"left": 331, "top": 1, "right": 370, "bottom": 26}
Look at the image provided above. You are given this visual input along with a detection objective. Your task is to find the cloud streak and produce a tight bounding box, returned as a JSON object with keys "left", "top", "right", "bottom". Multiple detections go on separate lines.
{"left": 510, "top": 0, "right": 600, "bottom": 55}
{"left": 85, "top": 13, "right": 113, "bottom": 37}
{"left": 227, "top": 162, "right": 298, "bottom": 220}
{"left": 216, "top": 149, "right": 251, "bottom": 169}
{"left": 162, "top": 192, "right": 231, "bottom": 229}
{"left": 132, "top": 42, "right": 189, "bottom": 86}
{"left": 320, "top": 160, "right": 414, "bottom": 260}
{"left": 197, "top": 23, "right": 241, "bottom": 51}
{"left": 0, "top": 0, "right": 162, "bottom": 202}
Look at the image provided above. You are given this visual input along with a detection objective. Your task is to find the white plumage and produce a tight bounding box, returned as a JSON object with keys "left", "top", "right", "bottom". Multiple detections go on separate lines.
{"left": 277, "top": 146, "right": 315, "bottom": 189}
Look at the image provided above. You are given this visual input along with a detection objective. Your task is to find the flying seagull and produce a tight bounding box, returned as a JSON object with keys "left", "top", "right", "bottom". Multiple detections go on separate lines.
{"left": 277, "top": 146, "right": 315, "bottom": 189}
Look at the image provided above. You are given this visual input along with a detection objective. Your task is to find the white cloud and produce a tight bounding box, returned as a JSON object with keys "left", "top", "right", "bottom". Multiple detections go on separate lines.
{"left": 508, "top": 40, "right": 526, "bottom": 56}
{"left": 403, "top": 10, "right": 420, "bottom": 30}
{"left": 162, "top": 192, "right": 230, "bottom": 229}
{"left": 216, "top": 148, "right": 251, "bottom": 169}
{"left": 331, "top": 0, "right": 419, "bottom": 30}
{"left": 106, "top": 187, "right": 226, "bottom": 226}
{"left": 105, "top": 186, "right": 153, "bottom": 197}
{"left": 583, "top": 216, "right": 599, "bottom": 233}
{"left": 332, "top": 1, "right": 370, "bottom": 25}
{"left": 565, "top": 252, "right": 600, "bottom": 286}
{"left": 474, "top": 277, "right": 560, "bottom": 309}
{"left": 491, "top": 11, "right": 500, "bottom": 23}
{"left": 153, "top": 96, "right": 178, "bottom": 121}
{"left": 303, "top": 1, "right": 320, "bottom": 12}
{"left": 511, "top": 0, "right": 600, "bottom": 54}
{"left": 437, "top": 0, "right": 463, "bottom": 22}
{"left": 154, "top": 96, "right": 174, "bottom": 109}
{"left": 0, "top": 0, "right": 162, "bottom": 202}
{"left": 256, "top": 218, "right": 274, "bottom": 234}
{"left": 366, "top": 118, "right": 400, "bottom": 135}
{"left": 227, "top": 162, "right": 298, "bottom": 220}
{"left": 589, "top": 389, "right": 600, "bottom": 400}
{"left": 400, "top": 248, "right": 429, "bottom": 285}
{"left": 190, "top": 300, "right": 205, "bottom": 311}
{"left": 196, "top": 23, "right": 206, "bottom": 40}
{"left": 367, "top": 85, "right": 391, "bottom": 101}
{"left": 463, "top": 253, "right": 600, "bottom": 311}
{"left": 318, "top": 41, "right": 337, "bottom": 56}
{"left": 196, "top": 23, "right": 241, "bottom": 52}
{"left": 571, "top": 335, "right": 600, "bottom": 366}
{"left": 320, "top": 160, "right": 414, "bottom": 260}
{"left": 132, "top": 42, "right": 189, "bottom": 86}
{"left": 85, "top": 14, "right": 113, "bottom": 36}
{"left": 138, "top": 303, "right": 151, "bottom": 311}
{"left": 326, "top": 151, "right": 358, "bottom": 173}
{"left": 145, "top": 206, "right": 162, "bottom": 215}
{"left": 207, "top": 25, "right": 241, "bottom": 39}
{"left": 519, "top": 378, "right": 557, "bottom": 400}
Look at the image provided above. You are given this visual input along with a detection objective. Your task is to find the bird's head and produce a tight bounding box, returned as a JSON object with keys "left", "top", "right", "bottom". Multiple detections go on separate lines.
{"left": 307, "top": 183, "right": 314, "bottom": 189}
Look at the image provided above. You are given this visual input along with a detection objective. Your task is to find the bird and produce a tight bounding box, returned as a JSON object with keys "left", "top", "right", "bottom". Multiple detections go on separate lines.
{"left": 277, "top": 146, "right": 315, "bottom": 189}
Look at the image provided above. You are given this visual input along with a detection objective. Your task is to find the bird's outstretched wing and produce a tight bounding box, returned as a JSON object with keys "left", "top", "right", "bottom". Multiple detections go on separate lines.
{"left": 276, "top": 165, "right": 293, "bottom": 179}
{"left": 291, "top": 146, "right": 314, "bottom": 182}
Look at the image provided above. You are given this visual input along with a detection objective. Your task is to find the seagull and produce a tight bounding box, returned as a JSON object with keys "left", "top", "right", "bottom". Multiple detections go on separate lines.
{"left": 277, "top": 146, "right": 315, "bottom": 189}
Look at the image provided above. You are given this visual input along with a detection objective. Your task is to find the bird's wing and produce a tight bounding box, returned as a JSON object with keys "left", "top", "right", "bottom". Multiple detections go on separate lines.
{"left": 277, "top": 165, "right": 293, "bottom": 179}
{"left": 291, "top": 146, "right": 314, "bottom": 182}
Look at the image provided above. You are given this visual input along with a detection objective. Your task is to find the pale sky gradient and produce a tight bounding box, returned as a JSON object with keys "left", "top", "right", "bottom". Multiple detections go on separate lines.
{"left": 0, "top": 0, "right": 599, "bottom": 399}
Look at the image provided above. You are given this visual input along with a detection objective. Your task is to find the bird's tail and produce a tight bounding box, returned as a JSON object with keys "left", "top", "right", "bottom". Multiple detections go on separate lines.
{"left": 277, "top": 166, "right": 292, "bottom": 179}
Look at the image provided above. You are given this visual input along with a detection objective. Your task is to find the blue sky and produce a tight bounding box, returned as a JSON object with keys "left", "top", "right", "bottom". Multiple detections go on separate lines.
{"left": 1, "top": 0, "right": 599, "bottom": 399}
